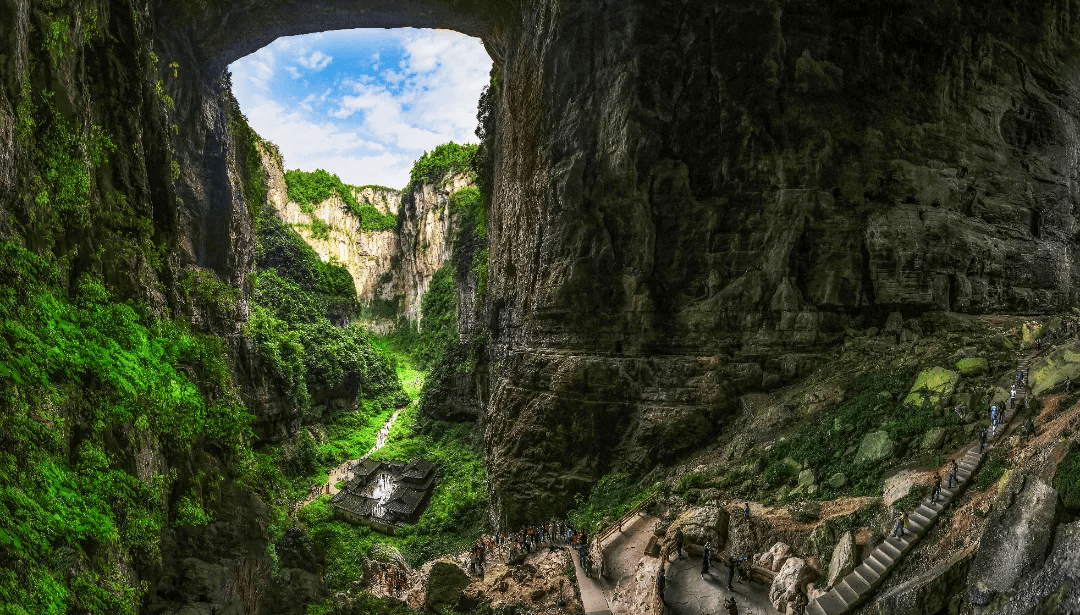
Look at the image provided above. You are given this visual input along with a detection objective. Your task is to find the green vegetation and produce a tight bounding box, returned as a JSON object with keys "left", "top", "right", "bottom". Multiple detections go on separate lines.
{"left": 734, "top": 369, "right": 966, "bottom": 500}
{"left": 311, "top": 217, "right": 333, "bottom": 240}
{"left": 568, "top": 472, "right": 656, "bottom": 534}
{"left": 0, "top": 242, "right": 253, "bottom": 613}
{"left": 407, "top": 142, "right": 478, "bottom": 191}
{"left": 284, "top": 169, "right": 398, "bottom": 231}
{"left": 974, "top": 449, "right": 1013, "bottom": 492}
{"left": 18, "top": 87, "right": 116, "bottom": 234}
{"left": 228, "top": 90, "right": 271, "bottom": 228}
{"left": 178, "top": 268, "right": 241, "bottom": 311}
{"left": 450, "top": 186, "right": 489, "bottom": 297}
{"left": 297, "top": 405, "right": 489, "bottom": 582}
{"left": 1053, "top": 441, "right": 1080, "bottom": 512}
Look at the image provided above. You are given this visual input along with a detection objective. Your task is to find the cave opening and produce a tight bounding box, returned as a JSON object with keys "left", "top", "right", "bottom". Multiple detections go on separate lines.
{"left": 222, "top": 23, "right": 497, "bottom": 554}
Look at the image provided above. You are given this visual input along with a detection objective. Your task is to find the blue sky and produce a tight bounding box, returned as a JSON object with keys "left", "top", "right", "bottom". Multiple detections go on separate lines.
{"left": 229, "top": 29, "right": 492, "bottom": 189}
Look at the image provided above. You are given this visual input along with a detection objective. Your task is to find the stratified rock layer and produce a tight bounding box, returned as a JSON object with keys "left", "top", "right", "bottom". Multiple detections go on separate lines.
{"left": 480, "top": 0, "right": 1080, "bottom": 524}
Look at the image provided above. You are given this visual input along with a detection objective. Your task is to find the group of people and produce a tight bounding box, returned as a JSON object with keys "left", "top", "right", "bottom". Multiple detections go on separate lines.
{"left": 660, "top": 526, "right": 754, "bottom": 614}
{"left": 1034, "top": 319, "right": 1079, "bottom": 350}
{"left": 463, "top": 520, "right": 594, "bottom": 579}
{"left": 376, "top": 566, "right": 408, "bottom": 596}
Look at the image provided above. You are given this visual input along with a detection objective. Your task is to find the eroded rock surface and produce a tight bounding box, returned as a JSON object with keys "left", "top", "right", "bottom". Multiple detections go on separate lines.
{"left": 967, "top": 475, "right": 1061, "bottom": 606}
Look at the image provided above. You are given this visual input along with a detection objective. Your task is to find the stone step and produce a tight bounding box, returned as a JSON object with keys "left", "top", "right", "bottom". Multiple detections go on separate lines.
{"left": 915, "top": 504, "right": 937, "bottom": 519}
{"left": 854, "top": 563, "right": 880, "bottom": 585}
{"left": 834, "top": 580, "right": 859, "bottom": 605}
{"left": 816, "top": 590, "right": 848, "bottom": 614}
{"left": 845, "top": 571, "right": 871, "bottom": 593}
{"left": 864, "top": 552, "right": 889, "bottom": 574}
{"left": 909, "top": 512, "right": 932, "bottom": 528}
{"left": 880, "top": 541, "right": 902, "bottom": 559}
{"left": 807, "top": 602, "right": 829, "bottom": 615}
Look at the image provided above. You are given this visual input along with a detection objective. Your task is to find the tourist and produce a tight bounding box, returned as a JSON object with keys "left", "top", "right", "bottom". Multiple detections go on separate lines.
{"left": 656, "top": 568, "right": 667, "bottom": 605}
{"left": 980, "top": 428, "right": 988, "bottom": 453}
{"left": 744, "top": 502, "right": 751, "bottom": 518}
{"left": 675, "top": 527, "right": 684, "bottom": 558}
{"left": 726, "top": 554, "right": 735, "bottom": 591}
{"left": 892, "top": 512, "right": 907, "bottom": 538}
{"left": 701, "top": 546, "right": 711, "bottom": 578}
{"left": 931, "top": 474, "right": 941, "bottom": 503}
{"left": 948, "top": 460, "right": 958, "bottom": 489}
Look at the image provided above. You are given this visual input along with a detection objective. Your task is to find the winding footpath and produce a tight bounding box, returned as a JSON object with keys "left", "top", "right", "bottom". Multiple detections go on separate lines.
{"left": 807, "top": 355, "right": 1031, "bottom": 615}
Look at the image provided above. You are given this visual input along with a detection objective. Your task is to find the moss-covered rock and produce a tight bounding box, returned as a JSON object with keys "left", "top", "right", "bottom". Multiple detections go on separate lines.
{"left": 955, "top": 357, "right": 988, "bottom": 377}
{"left": 1021, "top": 322, "right": 1043, "bottom": 348}
{"left": 425, "top": 562, "right": 473, "bottom": 613}
{"left": 921, "top": 427, "right": 947, "bottom": 450}
{"left": 855, "top": 431, "right": 896, "bottom": 465}
{"left": 904, "top": 367, "right": 960, "bottom": 408}
{"left": 1030, "top": 348, "right": 1080, "bottom": 396}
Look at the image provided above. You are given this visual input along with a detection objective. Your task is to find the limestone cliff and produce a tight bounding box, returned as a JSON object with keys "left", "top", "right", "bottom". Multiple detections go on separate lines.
{"left": 259, "top": 146, "right": 472, "bottom": 328}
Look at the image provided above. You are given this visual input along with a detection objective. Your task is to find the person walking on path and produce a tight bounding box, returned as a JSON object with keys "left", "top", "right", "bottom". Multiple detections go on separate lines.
{"left": 743, "top": 502, "right": 751, "bottom": 518}
{"left": 726, "top": 554, "right": 736, "bottom": 591}
{"left": 656, "top": 567, "right": 667, "bottom": 606}
{"left": 675, "top": 527, "right": 684, "bottom": 558}
{"left": 991, "top": 405, "right": 998, "bottom": 434}
{"left": 701, "top": 542, "right": 712, "bottom": 578}
{"left": 948, "top": 460, "right": 958, "bottom": 489}
{"left": 980, "top": 428, "right": 988, "bottom": 453}
{"left": 892, "top": 512, "right": 908, "bottom": 538}
{"left": 932, "top": 474, "right": 942, "bottom": 503}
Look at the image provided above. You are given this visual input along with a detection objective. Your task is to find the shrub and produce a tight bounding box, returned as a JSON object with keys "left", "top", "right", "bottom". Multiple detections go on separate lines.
{"left": 284, "top": 169, "right": 398, "bottom": 231}
{"left": 407, "top": 142, "right": 478, "bottom": 191}
{"left": 1052, "top": 442, "right": 1080, "bottom": 511}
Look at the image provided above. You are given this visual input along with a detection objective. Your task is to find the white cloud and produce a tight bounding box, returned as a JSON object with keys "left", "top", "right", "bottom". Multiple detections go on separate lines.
{"left": 297, "top": 50, "right": 333, "bottom": 71}
{"left": 230, "top": 29, "right": 491, "bottom": 188}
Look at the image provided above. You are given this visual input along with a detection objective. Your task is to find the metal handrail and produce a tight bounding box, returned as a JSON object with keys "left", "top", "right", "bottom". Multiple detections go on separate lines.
{"left": 595, "top": 493, "right": 657, "bottom": 548}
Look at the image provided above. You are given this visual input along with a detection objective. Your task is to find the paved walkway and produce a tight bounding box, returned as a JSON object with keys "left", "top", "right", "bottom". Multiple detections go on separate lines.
{"left": 664, "top": 552, "right": 772, "bottom": 615}
{"left": 807, "top": 355, "right": 1031, "bottom": 615}
{"left": 597, "top": 512, "right": 657, "bottom": 600}
{"left": 567, "top": 544, "right": 612, "bottom": 615}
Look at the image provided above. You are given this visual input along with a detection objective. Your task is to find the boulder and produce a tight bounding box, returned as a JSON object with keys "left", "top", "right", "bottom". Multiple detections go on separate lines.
{"left": 1030, "top": 348, "right": 1080, "bottom": 397}
{"left": 754, "top": 542, "right": 793, "bottom": 573}
{"left": 955, "top": 357, "right": 988, "bottom": 377}
{"left": 855, "top": 431, "right": 895, "bottom": 464}
{"left": 727, "top": 513, "right": 773, "bottom": 560}
{"left": 769, "top": 557, "right": 817, "bottom": 613}
{"left": 967, "top": 476, "right": 1062, "bottom": 606}
{"left": 883, "top": 311, "right": 904, "bottom": 334}
{"left": 826, "top": 531, "right": 856, "bottom": 588}
{"left": 425, "top": 561, "right": 472, "bottom": 613}
{"left": 904, "top": 367, "right": 960, "bottom": 408}
{"left": 980, "top": 521, "right": 1080, "bottom": 615}
{"left": 828, "top": 472, "right": 847, "bottom": 489}
{"left": 669, "top": 506, "right": 728, "bottom": 549}
{"left": 875, "top": 547, "right": 973, "bottom": 615}
{"left": 920, "top": 427, "right": 947, "bottom": 450}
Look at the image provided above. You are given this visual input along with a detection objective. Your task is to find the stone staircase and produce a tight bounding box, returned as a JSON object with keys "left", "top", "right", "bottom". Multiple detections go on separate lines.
{"left": 807, "top": 357, "right": 1030, "bottom": 615}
